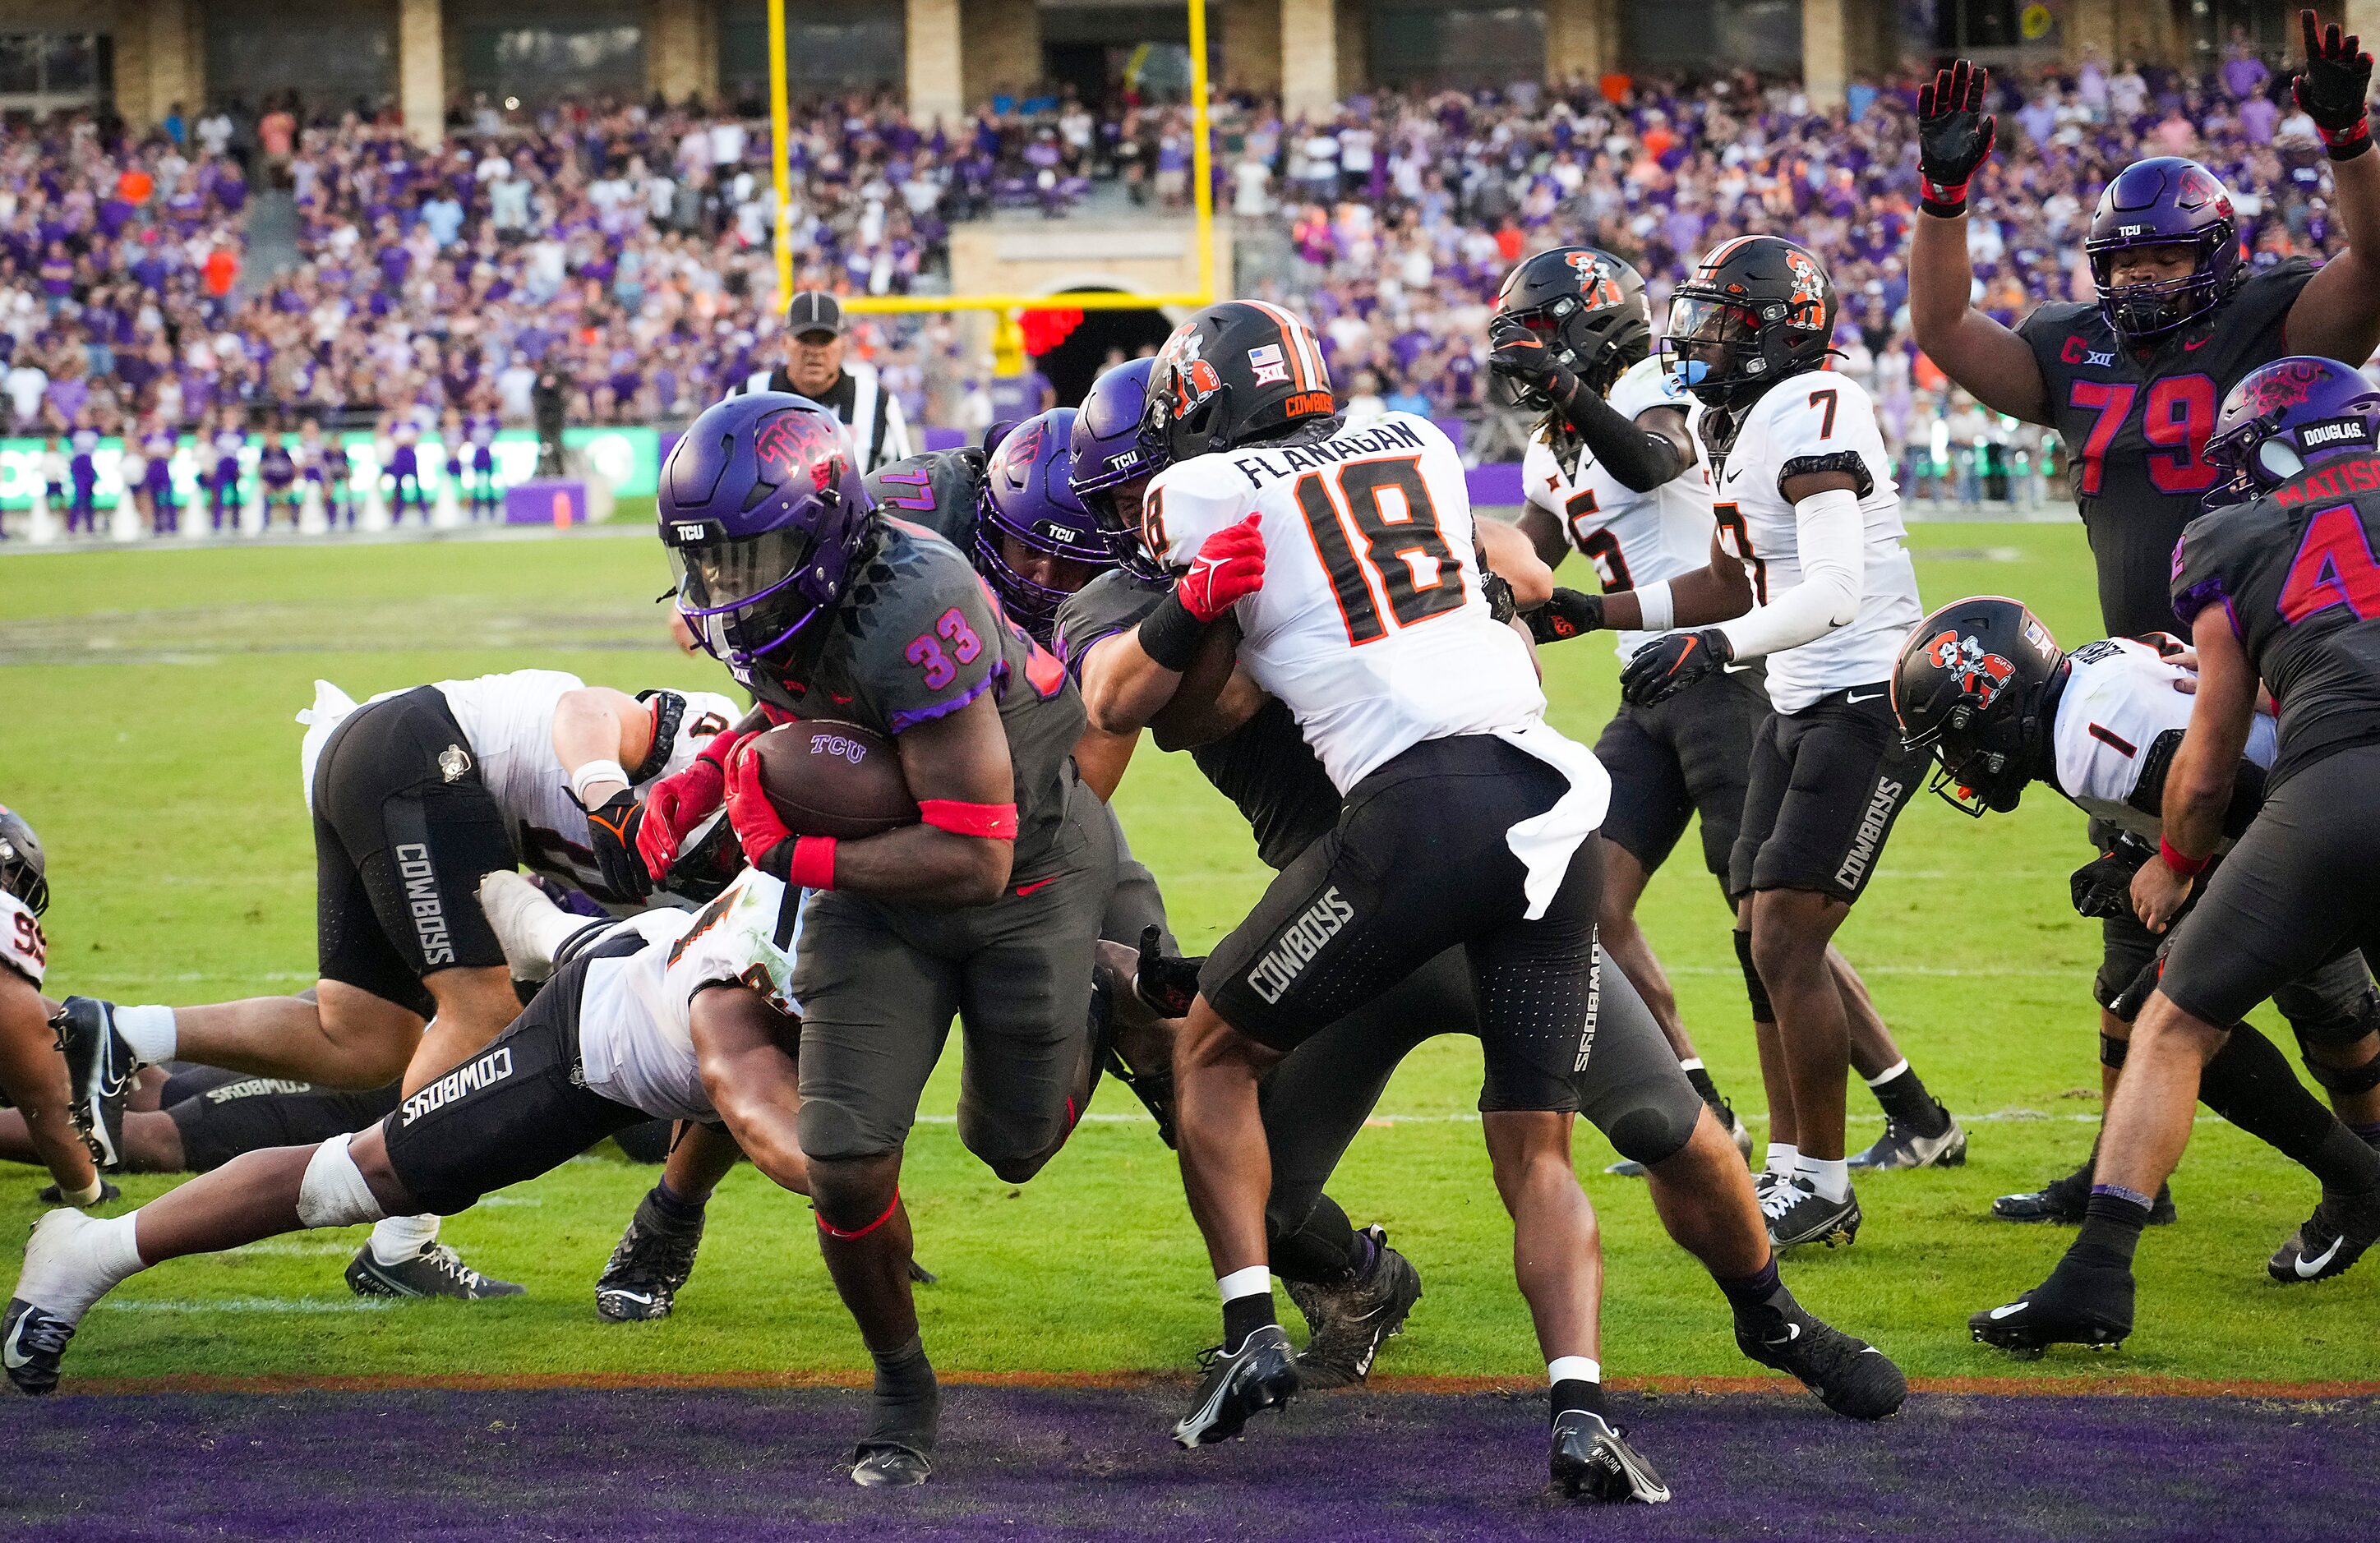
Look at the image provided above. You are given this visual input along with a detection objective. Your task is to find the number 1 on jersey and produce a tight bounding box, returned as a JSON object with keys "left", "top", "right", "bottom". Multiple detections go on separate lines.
{"left": 1294, "top": 456, "right": 1465, "bottom": 645}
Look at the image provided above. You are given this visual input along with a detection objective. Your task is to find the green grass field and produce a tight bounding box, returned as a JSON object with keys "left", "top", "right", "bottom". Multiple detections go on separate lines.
{"left": 2, "top": 518, "right": 2371, "bottom": 1392}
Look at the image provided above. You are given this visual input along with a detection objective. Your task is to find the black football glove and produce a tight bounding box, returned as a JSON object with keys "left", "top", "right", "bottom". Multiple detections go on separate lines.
{"left": 1482, "top": 569, "right": 1518, "bottom": 624}
{"left": 2069, "top": 838, "right": 2153, "bottom": 920}
{"left": 1526, "top": 587, "right": 1607, "bottom": 645}
{"left": 1619, "top": 628, "right": 1732, "bottom": 707}
{"left": 2297, "top": 9, "right": 2374, "bottom": 158}
{"left": 581, "top": 787, "right": 655, "bottom": 902}
{"left": 1916, "top": 59, "right": 1995, "bottom": 216}
{"left": 1133, "top": 924, "right": 1204, "bottom": 1019}
{"left": 1487, "top": 314, "right": 1571, "bottom": 396}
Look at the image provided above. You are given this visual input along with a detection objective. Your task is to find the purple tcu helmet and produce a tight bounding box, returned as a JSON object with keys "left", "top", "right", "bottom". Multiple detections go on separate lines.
{"left": 1070, "top": 356, "right": 1168, "bottom": 580}
{"left": 2085, "top": 157, "right": 2244, "bottom": 343}
{"left": 657, "top": 392, "right": 872, "bottom": 679}
{"left": 978, "top": 407, "right": 1111, "bottom": 643}
{"left": 2203, "top": 356, "right": 2380, "bottom": 508}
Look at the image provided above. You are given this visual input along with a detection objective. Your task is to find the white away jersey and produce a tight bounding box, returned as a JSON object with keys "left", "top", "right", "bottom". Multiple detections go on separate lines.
{"left": 1708, "top": 373, "right": 1921, "bottom": 712}
{"left": 0, "top": 889, "right": 45, "bottom": 987}
{"left": 2050, "top": 637, "right": 2277, "bottom": 844}
{"left": 1143, "top": 412, "right": 1547, "bottom": 790}
{"left": 574, "top": 869, "right": 803, "bottom": 1122}
{"left": 1520, "top": 357, "right": 1716, "bottom": 661}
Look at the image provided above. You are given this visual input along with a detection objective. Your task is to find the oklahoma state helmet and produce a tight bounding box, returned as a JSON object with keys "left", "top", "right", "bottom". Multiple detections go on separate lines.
{"left": 1140, "top": 301, "right": 1336, "bottom": 463}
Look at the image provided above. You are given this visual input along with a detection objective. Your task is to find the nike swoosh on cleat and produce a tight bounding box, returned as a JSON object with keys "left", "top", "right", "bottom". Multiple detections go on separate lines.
{"left": 1761, "top": 1323, "right": 1802, "bottom": 1347}
{"left": 3, "top": 1317, "right": 36, "bottom": 1371}
{"left": 2294, "top": 1237, "right": 2345, "bottom": 1278}
{"left": 606, "top": 1290, "right": 657, "bottom": 1306}
{"left": 1988, "top": 1302, "right": 2027, "bottom": 1320}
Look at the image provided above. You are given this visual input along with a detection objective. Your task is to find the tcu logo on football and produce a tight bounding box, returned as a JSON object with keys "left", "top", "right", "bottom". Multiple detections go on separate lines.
{"left": 809, "top": 732, "right": 869, "bottom": 766}
{"left": 1925, "top": 630, "right": 2016, "bottom": 705}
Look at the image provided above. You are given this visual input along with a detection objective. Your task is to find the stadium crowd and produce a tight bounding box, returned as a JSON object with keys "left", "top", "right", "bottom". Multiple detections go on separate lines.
{"left": 0, "top": 45, "right": 2347, "bottom": 486}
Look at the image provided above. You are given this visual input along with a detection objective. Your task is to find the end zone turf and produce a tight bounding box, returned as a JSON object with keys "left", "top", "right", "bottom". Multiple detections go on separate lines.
{"left": 7, "top": 1385, "right": 2376, "bottom": 1541}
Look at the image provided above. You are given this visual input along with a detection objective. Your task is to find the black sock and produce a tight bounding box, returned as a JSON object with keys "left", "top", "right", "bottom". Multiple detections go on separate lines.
{"left": 1268, "top": 1194, "right": 1362, "bottom": 1286}
{"left": 1868, "top": 1064, "right": 1951, "bottom": 1138}
{"left": 1714, "top": 1255, "right": 1795, "bottom": 1333}
{"left": 2199, "top": 1024, "right": 2380, "bottom": 1191}
{"left": 1223, "top": 1291, "right": 1277, "bottom": 1352}
{"left": 864, "top": 1333, "right": 939, "bottom": 1449}
{"left": 2071, "top": 1190, "right": 2152, "bottom": 1271}
{"left": 649, "top": 1180, "right": 707, "bottom": 1226}
{"left": 2308, "top": 1122, "right": 2380, "bottom": 1195}
{"left": 1552, "top": 1378, "right": 1612, "bottom": 1425}
{"left": 1683, "top": 1062, "right": 1723, "bottom": 1106}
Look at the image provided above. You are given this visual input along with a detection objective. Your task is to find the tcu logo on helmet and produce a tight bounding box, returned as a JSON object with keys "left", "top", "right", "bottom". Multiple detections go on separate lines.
{"left": 994, "top": 419, "right": 1045, "bottom": 481}
{"left": 1925, "top": 630, "right": 2016, "bottom": 705}
{"left": 2240, "top": 360, "right": 2326, "bottom": 416}
{"left": 754, "top": 410, "right": 845, "bottom": 487}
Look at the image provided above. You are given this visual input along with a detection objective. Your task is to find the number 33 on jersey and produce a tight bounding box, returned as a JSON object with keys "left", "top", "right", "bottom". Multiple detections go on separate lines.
{"left": 1141, "top": 411, "right": 1546, "bottom": 789}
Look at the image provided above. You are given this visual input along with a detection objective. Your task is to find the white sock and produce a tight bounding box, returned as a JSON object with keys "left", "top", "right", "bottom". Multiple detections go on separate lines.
{"left": 1547, "top": 1355, "right": 1601, "bottom": 1386}
{"left": 19, "top": 1210, "right": 145, "bottom": 1321}
{"left": 1797, "top": 1154, "right": 1851, "bottom": 1204}
{"left": 115, "top": 1004, "right": 178, "bottom": 1064}
{"left": 1764, "top": 1141, "right": 1799, "bottom": 1177}
{"left": 1862, "top": 1057, "right": 1911, "bottom": 1089}
{"left": 1215, "top": 1264, "right": 1271, "bottom": 1304}
{"left": 369, "top": 1213, "right": 440, "bottom": 1264}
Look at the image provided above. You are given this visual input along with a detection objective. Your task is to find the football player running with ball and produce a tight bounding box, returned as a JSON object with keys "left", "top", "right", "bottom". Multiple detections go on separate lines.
{"left": 1598, "top": 237, "right": 1927, "bottom": 1251}
{"left": 1910, "top": 13, "right": 2380, "bottom": 1217}
{"left": 1491, "top": 246, "right": 1963, "bottom": 1184}
{"left": 639, "top": 394, "right": 1115, "bottom": 1486}
{"left": 1975, "top": 358, "right": 2380, "bottom": 1352}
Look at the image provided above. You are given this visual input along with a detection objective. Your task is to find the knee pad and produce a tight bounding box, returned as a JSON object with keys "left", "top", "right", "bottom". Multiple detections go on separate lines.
{"left": 2101, "top": 1033, "right": 2129, "bottom": 1071}
{"left": 1601, "top": 1070, "right": 1705, "bottom": 1168}
{"left": 296, "top": 1135, "right": 386, "bottom": 1228}
{"left": 2294, "top": 1028, "right": 2380, "bottom": 1094}
{"left": 1732, "top": 929, "right": 1774, "bottom": 1025}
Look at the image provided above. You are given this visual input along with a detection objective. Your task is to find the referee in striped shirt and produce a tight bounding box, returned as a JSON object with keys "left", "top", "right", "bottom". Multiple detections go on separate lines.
{"left": 729, "top": 291, "right": 913, "bottom": 476}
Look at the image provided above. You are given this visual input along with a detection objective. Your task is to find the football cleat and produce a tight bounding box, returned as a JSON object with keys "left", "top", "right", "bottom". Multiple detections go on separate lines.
{"left": 1607, "top": 1100, "right": 1752, "bottom": 1177}
{"left": 1848, "top": 1111, "right": 1967, "bottom": 1170}
{"left": 2267, "top": 1186, "right": 2380, "bottom": 1284}
{"left": 345, "top": 1242, "right": 525, "bottom": 1301}
{"left": 1172, "top": 1324, "right": 1298, "bottom": 1447}
{"left": 1549, "top": 1410, "right": 1670, "bottom": 1504}
{"left": 851, "top": 1444, "right": 932, "bottom": 1488}
{"left": 1736, "top": 1306, "right": 1907, "bottom": 1420}
{"left": 1969, "top": 1256, "right": 2133, "bottom": 1355}
{"left": 1761, "top": 1177, "right": 1861, "bottom": 1249}
{"left": 35, "top": 1179, "right": 121, "bottom": 1208}
{"left": 49, "top": 997, "right": 139, "bottom": 1172}
{"left": 596, "top": 1190, "right": 706, "bottom": 1322}
{"left": 2, "top": 1297, "right": 73, "bottom": 1396}
{"left": 1284, "top": 1225, "right": 1423, "bottom": 1388}
{"left": 1991, "top": 1165, "right": 2175, "bottom": 1225}
{"left": 851, "top": 1379, "right": 939, "bottom": 1489}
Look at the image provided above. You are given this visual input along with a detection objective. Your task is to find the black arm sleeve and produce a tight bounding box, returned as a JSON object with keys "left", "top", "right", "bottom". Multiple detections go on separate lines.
{"left": 1549, "top": 372, "right": 1690, "bottom": 493}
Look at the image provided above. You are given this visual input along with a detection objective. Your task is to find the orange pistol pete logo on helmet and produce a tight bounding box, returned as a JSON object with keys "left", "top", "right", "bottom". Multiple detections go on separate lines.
{"left": 1176, "top": 359, "right": 1224, "bottom": 412}
{"left": 1563, "top": 251, "right": 1624, "bottom": 309}
{"left": 1783, "top": 250, "right": 1826, "bottom": 329}
{"left": 1925, "top": 630, "right": 2016, "bottom": 706}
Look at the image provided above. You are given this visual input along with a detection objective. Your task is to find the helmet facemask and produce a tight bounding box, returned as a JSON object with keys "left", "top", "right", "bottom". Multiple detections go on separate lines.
{"left": 2086, "top": 234, "right": 2233, "bottom": 344}
{"left": 1661, "top": 295, "right": 1765, "bottom": 408}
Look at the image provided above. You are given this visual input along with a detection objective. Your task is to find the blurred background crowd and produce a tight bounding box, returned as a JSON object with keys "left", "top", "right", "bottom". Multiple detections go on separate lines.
{"left": 0, "top": 39, "right": 2349, "bottom": 509}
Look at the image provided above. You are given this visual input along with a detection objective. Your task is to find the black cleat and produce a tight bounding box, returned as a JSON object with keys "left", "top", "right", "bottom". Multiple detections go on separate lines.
{"left": 1549, "top": 1410, "right": 1670, "bottom": 1504}
{"left": 1848, "top": 1111, "right": 1967, "bottom": 1170}
{"left": 1763, "top": 1178, "right": 1862, "bottom": 1249}
{"left": 851, "top": 1378, "right": 939, "bottom": 1489}
{"left": 1172, "top": 1324, "right": 1298, "bottom": 1447}
{"left": 2268, "top": 1186, "right": 2380, "bottom": 1284}
{"left": 596, "top": 1190, "right": 705, "bottom": 1321}
{"left": 2, "top": 1297, "right": 72, "bottom": 1396}
{"left": 1284, "top": 1225, "right": 1423, "bottom": 1388}
{"left": 851, "top": 1444, "right": 932, "bottom": 1487}
{"left": 48, "top": 997, "right": 137, "bottom": 1172}
{"left": 346, "top": 1243, "right": 524, "bottom": 1301}
{"left": 1970, "top": 1256, "right": 2133, "bottom": 1355}
{"left": 1992, "top": 1166, "right": 2175, "bottom": 1225}
{"left": 1737, "top": 1306, "right": 1907, "bottom": 1419}
{"left": 35, "top": 1180, "right": 120, "bottom": 1208}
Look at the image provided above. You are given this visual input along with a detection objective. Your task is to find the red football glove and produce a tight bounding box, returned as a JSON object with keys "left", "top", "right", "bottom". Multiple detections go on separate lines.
{"left": 723, "top": 739, "right": 794, "bottom": 869}
{"left": 635, "top": 726, "right": 750, "bottom": 878}
{"left": 1178, "top": 514, "right": 1266, "bottom": 622}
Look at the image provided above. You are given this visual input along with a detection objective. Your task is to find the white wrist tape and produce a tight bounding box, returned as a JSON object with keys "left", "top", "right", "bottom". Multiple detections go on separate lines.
{"left": 570, "top": 758, "right": 631, "bottom": 804}
{"left": 297, "top": 1135, "right": 387, "bottom": 1228}
{"left": 1635, "top": 579, "right": 1675, "bottom": 633}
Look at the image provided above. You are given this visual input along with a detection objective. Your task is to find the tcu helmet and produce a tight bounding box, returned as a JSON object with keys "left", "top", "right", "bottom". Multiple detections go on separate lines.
{"left": 1661, "top": 236, "right": 1837, "bottom": 408}
{"left": 977, "top": 407, "right": 1112, "bottom": 643}
{"left": 1071, "top": 357, "right": 1169, "bottom": 581}
{"left": 2203, "top": 356, "right": 2380, "bottom": 508}
{"left": 1494, "top": 247, "right": 1653, "bottom": 403}
{"left": 657, "top": 393, "right": 873, "bottom": 679}
{"left": 2085, "top": 157, "right": 2244, "bottom": 344}
{"left": 1892, "top": 596, "right": 2065, "bottom": 817}
{"left": 1140, "top": 301, "right": 1335, "bottom": 465}
{"left": 0, "top": 804, "right": 46, "bottom": 916}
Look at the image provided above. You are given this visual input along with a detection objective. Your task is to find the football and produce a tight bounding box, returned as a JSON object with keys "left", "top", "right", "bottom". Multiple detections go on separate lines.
{"left": 746, "top": 718, "right": 919, "bottom": 839}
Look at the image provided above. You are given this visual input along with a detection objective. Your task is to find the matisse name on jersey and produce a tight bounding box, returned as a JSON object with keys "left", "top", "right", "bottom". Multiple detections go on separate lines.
{"left": 1222, "top": 418, "right": 1432, "bottom": 491}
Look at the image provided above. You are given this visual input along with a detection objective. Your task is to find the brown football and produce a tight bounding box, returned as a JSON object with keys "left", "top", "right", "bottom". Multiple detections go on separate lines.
{"left": 747, "top": 719, "right": 919, "bottom": 839}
